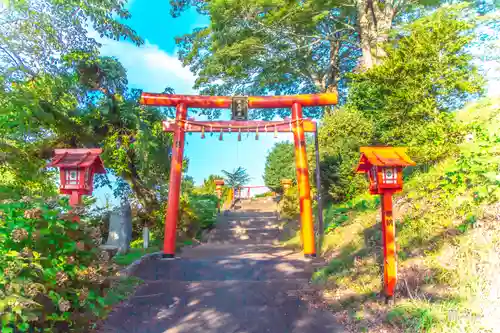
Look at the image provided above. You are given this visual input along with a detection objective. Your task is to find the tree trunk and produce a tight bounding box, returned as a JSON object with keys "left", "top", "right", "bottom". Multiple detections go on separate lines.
{"left": 324, "top": 38, "right": 340, "bottom": 95}
{"left": 357, "top": 0, "right": 395, "bottom": 70}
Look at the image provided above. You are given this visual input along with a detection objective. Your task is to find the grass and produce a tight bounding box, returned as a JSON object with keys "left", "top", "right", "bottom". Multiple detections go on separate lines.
{"left": 113, "top": 246, "right": 161, "bottom": 266}
{"left": 113, "top": 238, "right": 162, "bottom": 266}
{"left": 314, "top": 98, "right": 500, "bottom": 332}
{"left": 102, "top": 276, "right": 143, "bottom": 307}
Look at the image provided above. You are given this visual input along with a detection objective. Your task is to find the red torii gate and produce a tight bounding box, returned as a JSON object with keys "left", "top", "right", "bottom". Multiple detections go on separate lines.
{"left": 141, "top": 92, "right": 337, "bottom": 258}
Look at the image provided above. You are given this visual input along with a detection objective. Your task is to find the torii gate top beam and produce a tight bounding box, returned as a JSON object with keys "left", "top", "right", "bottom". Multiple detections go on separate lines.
{"left": 140, "top": 92, "right": 338, "bottom": 109}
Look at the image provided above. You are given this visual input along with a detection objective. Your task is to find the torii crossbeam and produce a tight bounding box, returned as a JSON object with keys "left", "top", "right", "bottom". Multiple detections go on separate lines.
{"left": 141, "top": 92, "right": 338, "bottom": 259}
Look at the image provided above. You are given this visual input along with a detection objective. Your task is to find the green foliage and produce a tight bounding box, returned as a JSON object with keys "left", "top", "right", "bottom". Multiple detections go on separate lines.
{"left": 1, "top": 0, "right": 142, "bottom": 83}
{"left": 174, "top": 0, "right": 360, "bottom": 118}
{"left": 177, "top": 194, "right": 219, "bottom": 239}
{"left": 348, "top": 4, "right": 483, "bottom": 163}
{"left": 386, "top": 302, "right": 438, "bottom": 332}
{"left": 317, "top": 5, "right": 484, "bottom": 203}
{"left": 0, "top": 54, "right": 174, "bottom": 224}
{"left": 263, "top": 142, "right": 296, "bottom": 193}
{"left": 193, "top": 174, "right": 223, "bottom": 195}
{"left": 318, "top": 107, "right": 374, "bottom": 202}
{"left": 278, "top": 185, "right": 300, "bottom": 220}
{"left": 437, "top": 141, "right": 500, "bottom": 204}
{"left": 221, "top": 167, "right": 251, "bottom": 190}
{"left": 324, "top": 195, "right": 380, "bottom": 233}
{"left": 0, "top": 199, "right": 118, "bottom": 332}
{"left": 181, "top": 176, "right": 196, "bottom": 194}
{"left": 314, "top": 98, "right": 500, "bottom": 331}
{"left": 254, "top": 191, "right": 275, "bottom": 198}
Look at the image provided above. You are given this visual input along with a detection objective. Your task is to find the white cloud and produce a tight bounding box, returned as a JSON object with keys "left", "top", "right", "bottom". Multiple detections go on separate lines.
{"left": 89, "top": 30, "right": 197, "bottom": 94}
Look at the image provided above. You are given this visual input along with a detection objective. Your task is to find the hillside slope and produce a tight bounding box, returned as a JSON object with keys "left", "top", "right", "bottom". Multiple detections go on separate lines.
{"left": 313, "top": 98, "right": 500, "bottom": 333}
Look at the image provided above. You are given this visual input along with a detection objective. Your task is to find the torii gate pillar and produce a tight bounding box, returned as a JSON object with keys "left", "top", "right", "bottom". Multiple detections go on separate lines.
{"left": 163, "top": 103, "right": 187, "bottom": 257}
{"left": 291, "top": 103, "right": 315, "bottom": 257}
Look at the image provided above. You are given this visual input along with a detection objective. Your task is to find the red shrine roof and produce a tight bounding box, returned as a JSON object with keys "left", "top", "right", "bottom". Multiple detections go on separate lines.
{"left": 356, "top": 147, "right": 416, "bottom": 173}
{"left": 48, "top": 148, "right": 106, "bottom": 173}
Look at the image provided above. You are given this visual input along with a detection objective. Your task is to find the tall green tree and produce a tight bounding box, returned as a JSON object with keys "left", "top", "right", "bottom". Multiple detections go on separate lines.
{"left": 347, "top": 3, "right": 484, "bottom": 162}
{"left": 0, "top": 53, "right": 174, "bottom": 223}
{"left": 1, "top": 0, "right": 142, "bottom": 84}
{"left": 171, "top": 0, "right": 497, "bottom": 116}
{"left": 173, "top": 0, "right": 360, "bottom": 118}
{"left": 221, "top": 167, "right": 251, "bottom": 191}
{"left": 318, "top": 4, "right": 485, "bottom": 201}
{"left": 263, "top": 142, "right": 296, "bottom": 193}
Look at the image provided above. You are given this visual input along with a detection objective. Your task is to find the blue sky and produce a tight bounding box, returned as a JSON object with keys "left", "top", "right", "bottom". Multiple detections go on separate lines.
{"left": 91, "top": 1, "right": 500, "bottom": 206}
{"left": 92, "top": 0, "right": 294, "bottom": 205}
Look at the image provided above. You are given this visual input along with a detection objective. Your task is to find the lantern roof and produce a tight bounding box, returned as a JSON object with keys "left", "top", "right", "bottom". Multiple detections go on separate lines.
{"left": 48, "top": 148, "right": 106, "bottom": 174}
{"left": 356, "top": 147, "right": 416, "bottom": 173}
{"left": 214, "top": 179, "right": 225, "bottom": 185}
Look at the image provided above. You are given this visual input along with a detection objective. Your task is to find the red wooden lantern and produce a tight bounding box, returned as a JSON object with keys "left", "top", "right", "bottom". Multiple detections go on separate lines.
{"left": 281, "top": 179, "right": 292, "bottom": 191}
{"left": 356, "top": 147, "right": 414, "bottom": 195}
{"left": 356, "top": 147, "right": 416, "bottom": 303}
{"left": 48, "top": 148, "right": 106, "bottom": 207}
{"left": 214, "top": 179, "right": 225, "bottom": 198}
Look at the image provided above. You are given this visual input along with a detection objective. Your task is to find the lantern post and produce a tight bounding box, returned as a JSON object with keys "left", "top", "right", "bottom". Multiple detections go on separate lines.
{"left": 48, "top": 148, "right": 106, "bottom": 219}
{"left": 214, "top": 179, "right": 225, "bottom": 213}
{"left": 356, "top": 147, "right": 416, "bottom": 304}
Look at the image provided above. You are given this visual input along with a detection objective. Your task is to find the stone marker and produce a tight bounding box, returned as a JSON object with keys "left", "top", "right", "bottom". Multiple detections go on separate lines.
{"left": 143, "top": 226, "right": 149, "bottom": 249}
{"left": 104, "top": 199, "right": 132, "bottom": 255}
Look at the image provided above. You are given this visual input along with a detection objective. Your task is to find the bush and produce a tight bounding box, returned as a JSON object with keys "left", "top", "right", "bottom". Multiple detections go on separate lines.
{"left": 0, "top": 198, "right": 118, "bottom": 333}
{"left": 254, "top": 191, "right": 274, "bottom": 198}
{"left": 278, "top": 185, "right": 300, "bottom": 220}
{"left": 318, "top": 107, "right": 374, "bottom": 202}
{"left": 187, "top": 194, "right": 219, "bottom": 230}
{"left": 175, "top": 193, "right": 219, "bottom": 240}
{"left": 263, "top": 142, "right": 296, "bottom": 193}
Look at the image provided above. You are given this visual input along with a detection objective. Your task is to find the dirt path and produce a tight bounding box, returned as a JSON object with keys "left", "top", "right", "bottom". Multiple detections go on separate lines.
{"left": 99, "top": 198, "right": 344, "bottom": 333}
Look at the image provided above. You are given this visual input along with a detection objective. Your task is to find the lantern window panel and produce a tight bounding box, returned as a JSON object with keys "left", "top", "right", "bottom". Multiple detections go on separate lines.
{"left": 66, "top": 169, "right": 79, "bottom": 185}
{"left": 382, "top": 167, "right": 398, "bottom": 184}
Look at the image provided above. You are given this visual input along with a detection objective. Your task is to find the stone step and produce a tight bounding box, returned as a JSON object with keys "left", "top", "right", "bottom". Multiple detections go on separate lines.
{"left": 134, "top": 257, "right": 313, "bottom": 282}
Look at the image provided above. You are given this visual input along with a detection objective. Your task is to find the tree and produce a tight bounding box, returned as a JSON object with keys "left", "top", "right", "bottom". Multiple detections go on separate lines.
{"left": 0, "top": 54, "right": 175, "bottom": 224}
{"left": 173, "top": 0, "right": 360, "bottom": 118}
{"left": 221, "top": 167, "right": 251, "bottom": 191}
{"left": 169, "top": 0, "right": 449, "bottom": 121}
{"left": 263, "top": 142, "right": 296, "bottom": 193}
{"left": 317, "top": 4, "right": 485, "bottom": 202}
{"left": 181, "top": 176, "right": 196, "bottom": 194}
{"left": 1, "top": 0, "right": 142, "bottom": 84}
{"left": 348, "top": 4, "right": 484, "bottom": 162}
{"left": 317, "top": 107, "right": 374, "bottom": 201}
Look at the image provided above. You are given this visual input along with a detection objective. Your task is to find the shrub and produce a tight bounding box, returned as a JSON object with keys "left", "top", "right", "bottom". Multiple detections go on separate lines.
{"left": 318, "top": 107, "right": 374, "bottom": 202}
{"left": 187, "top": 194, "right": 218, "bottom": 231}
{"left": 278, "top": 185, "right": 300, "bottom": 220}
{"left": 263, "top": 142, "right": 296, "bottom": 193}
{"left": 154, "top": 193, "right": 219, "bottom": 242}
{"left": 254, "top": 191, "right": 274, "bottom": 198}
{"left": 0, "top": 199, "right": 118, "bottom": 333}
